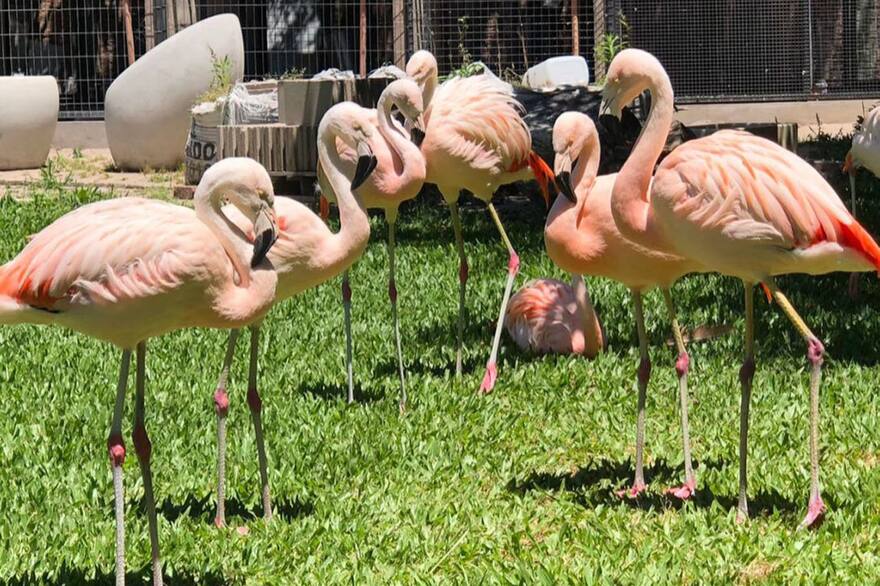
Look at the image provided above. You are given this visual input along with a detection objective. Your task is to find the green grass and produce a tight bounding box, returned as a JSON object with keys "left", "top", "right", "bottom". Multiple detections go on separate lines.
{"left": 1, "top": 165, "right": 880, "bottom": 584}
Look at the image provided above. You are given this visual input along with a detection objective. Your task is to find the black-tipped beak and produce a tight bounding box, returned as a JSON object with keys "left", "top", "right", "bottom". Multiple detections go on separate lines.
{"left": 250, "top": 208, "right": 278, "bottom": 268}
{"left": 555, "top": 171, "right": 576, "bottom": 203}
{"left": 351, "top": 143, "right": 377, "bottom": 191}
{"left": 411, "top": 127, "right": 426, "bottom": 148}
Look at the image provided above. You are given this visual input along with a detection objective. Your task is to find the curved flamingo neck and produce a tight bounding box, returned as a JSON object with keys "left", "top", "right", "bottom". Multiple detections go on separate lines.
{"left": 572, "top": 274, "right": 603, "bottom": 358}
{"left": 611, "top": 68, "right": 675, "bottom": 251}
{"left": 316, "top": 129, "right": 371, "bottom": 271}
{"left": 422, "top": 71, "right": 438, "bottom": 111}
{"left": 376, "top": 92, "right": 420, "bottom": 178}
{"left": 194, "top": 178, "right": 254, "bottom": 288}
{"left": 546, "top": 134, "right": 600, "bottom": 250}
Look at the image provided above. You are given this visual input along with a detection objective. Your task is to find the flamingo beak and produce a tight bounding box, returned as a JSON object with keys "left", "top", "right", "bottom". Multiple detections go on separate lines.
{"left": 554, "top": 152, "right": 577, "bottom": 203}
{"left": 600, "top": 90, "right": 623, "bottom": 120}
{"left": 411, "top": 115, "right": 426, "bottom": 147}
{"left": 251, "top": 206, "right": 278, "bottom": 268}
{"left": 351, "top": 141, "right": 378, "bottom": 191}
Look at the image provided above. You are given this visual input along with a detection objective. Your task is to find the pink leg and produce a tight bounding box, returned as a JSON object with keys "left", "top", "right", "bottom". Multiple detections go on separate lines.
{"left": 479, "top": 202, "right": 519, "bottom": 394}
{"left": 618, "top": 291, "right": 649, "bottom": 498}
{"left": 133, "top": 342, "right": 163, "bottom": 585}
{"left": 214, "top": 330, "right": 239, "bottom": 528}
{"left": 247, "top": 327, "right": 273, "bottom": 520}
{"left": 737, "top": 282, "right": 755, "bottom": 523}
{"left": 449, "top": 201, "right": 468, "bottom": 377}
{"left": 342, "top": 272, "right": 355, "bottom": 403}
{"left": 108, "top": 350, "right": 132, "bottom": 586}
{"left": 662, "top": 289, "right": 697, "bottom": 500}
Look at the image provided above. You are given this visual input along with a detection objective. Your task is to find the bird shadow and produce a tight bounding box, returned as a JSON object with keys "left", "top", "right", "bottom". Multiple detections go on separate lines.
{"left": 154, "top": 494, "right": 313, "bottom": 525}
{"left": 507, "top": 457, "right": 823, "bottom": 518}
{"left": 297, "top": 381, "right": 385, "bottom": 404}
{"left": 1, "top": 566, "right": 227, "bottom": 586}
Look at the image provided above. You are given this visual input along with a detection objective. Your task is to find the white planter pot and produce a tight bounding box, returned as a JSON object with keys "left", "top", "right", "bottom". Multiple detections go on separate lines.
{"left": 105, "top": 14, "right": 244, "bottom": 171}
{"left": 0, "top": 76, "right": 59, "bottom": 170}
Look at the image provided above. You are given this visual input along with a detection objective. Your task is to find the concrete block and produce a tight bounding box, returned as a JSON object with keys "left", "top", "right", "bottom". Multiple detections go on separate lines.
{"left": 0, "top": 76, "right": 59, "bottom": 170}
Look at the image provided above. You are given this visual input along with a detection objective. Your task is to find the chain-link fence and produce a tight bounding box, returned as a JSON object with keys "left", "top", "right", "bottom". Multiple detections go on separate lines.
{"left": 0, "top": 1, "right": 878, "bottom": 120}
{"left": 605, "top": 0, "right": 880, "bottom": 102}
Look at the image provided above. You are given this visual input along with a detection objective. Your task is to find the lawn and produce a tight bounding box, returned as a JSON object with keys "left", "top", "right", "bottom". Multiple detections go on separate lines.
{"left": 1, "top": 153, "right": 880, "bottom": 584}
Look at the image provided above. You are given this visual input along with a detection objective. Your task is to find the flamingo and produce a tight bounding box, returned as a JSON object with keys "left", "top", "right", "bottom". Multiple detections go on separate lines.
{"left": 843, "top": 104, "right": 880, "bottom": 295}
{"left": 505, "top": 275, "right": 604, "bottom": 357}
{"left": 602, "top": 48, "right": 880, "bottom": 528}
{"left": 317, "top": 79, "right": 427, "bottom": 411}
{"left": 406, "top": 50, "right": 555, "bottom": 393}
{"left": 213, "top": 101, "right": 378, "bottom": 527}
{"left": 0, "top": 157, "right": 279, "bottom": 585}
{"left": 545, "top": 111, "right": 701, "bottom": 498}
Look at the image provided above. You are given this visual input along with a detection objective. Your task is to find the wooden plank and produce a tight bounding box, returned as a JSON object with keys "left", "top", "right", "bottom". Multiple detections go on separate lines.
{"left": 393, "top": 0, "right": 406, "bottom": 67}
{"left": 121, "top": 0, "right": 136, "bottom": 66}
{"left": 144, "top": 0, "right": 156, "bottom": 50}
{"left": 571, "top": 0, "right": 580, "bottom": 56}
{"left": 359, "top": 0, "right": 368, "bottom": 77}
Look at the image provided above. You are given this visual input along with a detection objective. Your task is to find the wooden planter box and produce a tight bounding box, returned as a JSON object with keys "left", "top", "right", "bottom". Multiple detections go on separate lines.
{"left": 219, "top": 123, "right": 318, "bottom": 175}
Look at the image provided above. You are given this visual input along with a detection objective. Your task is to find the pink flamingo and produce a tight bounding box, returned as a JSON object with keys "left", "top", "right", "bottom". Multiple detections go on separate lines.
{"left": 317, "top": 79, "right": 426, "bottom": 410}
{"left": 406, "top": 50, "right": 554, "bottom": 392}
{"left": 602, "top": 48, "right": 880, "bottom": 527}
{"left": 214, "top": 101, "right": 378, "bottom": 527}
{"left": 545, "top": 111, "right": 701, "bottom": 498}
{"left": 844, "top": 104, "right": 880, "bottom": 296}
{"left": 505, "top": 275, "right": 604, "bottom": 357}
{"left": 0, "top": 157, "right": 279, "bottom": 585}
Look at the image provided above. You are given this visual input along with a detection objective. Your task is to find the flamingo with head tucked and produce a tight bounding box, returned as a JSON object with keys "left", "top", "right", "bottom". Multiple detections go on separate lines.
{"left": 505, "top": 275, "right": 604, "bottom": 357}
{"left": 843, "top": 103, "right": 880, "bottom": 295}
{"left": 406, "top": 49, "right": 554, "bottom": 393}
{"left": 213, "top": 101, "right": 379, "bottom": 527}
{"left": 0, "top": 157, "right": 279, "bottom": 586}
{"left": 545, "top": 111, "right": 702, "bottom": 498}
{"left": 602, "top": 48, "right": 880, "bottom": 528}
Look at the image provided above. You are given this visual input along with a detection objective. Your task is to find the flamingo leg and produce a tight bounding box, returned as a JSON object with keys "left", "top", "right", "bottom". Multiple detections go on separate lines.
{"left": 618, "top": 290, "right": 650, "bottom": 498}
{"left": 246, "top": 326, "right": 273, "bottom": 520}
{"left": 387, "top": 217, "right": 407, "bottom": 412}
{"left": 661, "top": 289, "right": 696, "bottom": 500}
{"left": 449, "top": 201, "right": 468, "bottom": 377}
{"left": 132, "top": 342, "right": 162, "bottom": 585}
{"left": 737, "top": 282, "right": 756, "bottom": 523}
{"left": 108, "top": 349, "right": 132, "bottom": 586}
{"left": 767, "top": 281, "right": 826, "bottom": 529}
{"left": 213, "top": 329, "right": 240, "bottom": 528}
{"left": 342, "top": 271, "right": 354, "bottom": 403}
{"left": 479, "top": 202, "right": 520, "bottom": 394}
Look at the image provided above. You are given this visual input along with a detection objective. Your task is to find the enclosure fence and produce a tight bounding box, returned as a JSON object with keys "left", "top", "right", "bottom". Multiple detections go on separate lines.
{"left": 0, "top": 0, "right": 878, "bottom": 120}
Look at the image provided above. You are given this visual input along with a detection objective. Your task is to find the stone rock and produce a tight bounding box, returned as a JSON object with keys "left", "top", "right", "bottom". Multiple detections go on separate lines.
{"left": 105, "top": 14, "right": 244, "bottom": 171}
{"left": 0, "top": 76, "right": 58, "bottom": 170}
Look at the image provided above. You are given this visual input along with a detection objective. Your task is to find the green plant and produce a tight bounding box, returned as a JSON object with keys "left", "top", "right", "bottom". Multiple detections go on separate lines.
{"left": 281, "top": 67, "right": 306, "bottom": 80}
{"left": 196, "top": 49, "right": 234, "bottom": 104}
{"left": 448, "top": 16, "right": 484, "bottom": 78}
{"left": 595, "top": 12, "right": 631, "bottom": 82}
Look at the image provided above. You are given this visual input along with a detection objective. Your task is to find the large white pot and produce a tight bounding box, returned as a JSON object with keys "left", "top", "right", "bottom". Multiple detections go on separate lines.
{"left": 0, "top": 76, "right": 59, "bottom": 170}
{"left": 105, "top": 14, "right": 244, "bottom": 171}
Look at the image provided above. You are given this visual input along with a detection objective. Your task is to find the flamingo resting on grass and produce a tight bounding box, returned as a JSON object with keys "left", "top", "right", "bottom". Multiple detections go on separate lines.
{"left": 215, "top": 101, "right": 378, "bottom": 526}
{"left": 546, "top": 112, "right": 701, "bottom": 498}
{"left": 406, "top": 50, "right": 554, "bottom": 393}
{"left": 844, "top": 103, "right": 880, "bottom": 296}
{"left": 602, "top": 49, "right": 880, "bottom": 527}
{"left": 505, "top": 276, "right": 604, "bottom": 357}
{"left": 318, "top": 79, "right": 426, "bottom": 411}
{"left": 0, "top": 158, "right": 279, "bottom": 585}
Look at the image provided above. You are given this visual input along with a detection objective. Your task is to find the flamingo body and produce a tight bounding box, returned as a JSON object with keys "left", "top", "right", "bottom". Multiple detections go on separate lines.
{"left": 849, "top": 104, "right": 880, "bottom": 177}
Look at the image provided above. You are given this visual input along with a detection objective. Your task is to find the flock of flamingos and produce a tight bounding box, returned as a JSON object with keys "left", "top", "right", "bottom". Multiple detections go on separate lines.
{"left": 1, "top": 47, "right": 880, "bottom": 584}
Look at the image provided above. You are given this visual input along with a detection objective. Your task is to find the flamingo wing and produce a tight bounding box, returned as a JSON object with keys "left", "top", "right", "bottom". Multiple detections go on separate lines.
{"left": 425, "top": 74, "right": 532, "bottom": 174}
{"left": 1, "top": 198, "right": 210, "bottom": 311}
{"left": 654, "top": 130, "right": 880, "bottom": 269}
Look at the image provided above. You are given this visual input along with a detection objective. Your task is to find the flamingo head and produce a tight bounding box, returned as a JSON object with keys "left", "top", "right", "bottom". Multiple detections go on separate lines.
{"left": 321, "top": 103, "right": 380, "bottom": 191}
{"left": 406, "top": 50, "right": 438, "bottom": 88}
{"left": 553, "top": 112, "right": 597, "bottom": 203}
{"left": 201, "top": 157, "right": 278, "bottom": 268}
{"left": 601, "top": 48, "right": 663, "bottom": 119}
{"left": 385, "top": 79, "right": 426, "bottom": 146}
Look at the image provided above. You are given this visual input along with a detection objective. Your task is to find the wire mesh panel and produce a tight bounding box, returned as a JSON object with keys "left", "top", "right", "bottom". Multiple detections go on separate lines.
{"left": 0, "top": 0, "right": 156, "bottom": 119}
{"left": 409, "top": 0, "right": 590, "bottom": 81}
{"left": 610, "top": 0, "right": 880, "bottom": 102}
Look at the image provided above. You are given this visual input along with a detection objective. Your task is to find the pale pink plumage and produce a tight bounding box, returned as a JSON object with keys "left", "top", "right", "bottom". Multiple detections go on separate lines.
{"left": 0, "top": 158, "right": 278, "bottom": 348}
{"left": 505, "top": 276, "right": 603, "bottom": 357}
{"left": 406, "top": 50, "right": 554, "bottom": 393}
{"left": 604, "top": 48, "right": 880, "bottom": 528}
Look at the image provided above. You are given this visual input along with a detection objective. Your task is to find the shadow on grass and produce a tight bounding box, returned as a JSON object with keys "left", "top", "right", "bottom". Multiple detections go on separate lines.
{"left": 507, "top": 457, "right": 830, "bottom": 519}
{"left": 155, "top": 494, "right": 313, "bottom": 525}
{"left": 298, "top": 381, "right": 385, "bottom": 404}
{"left": 2, "top": 566, "right": 226, "bottom": 585}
